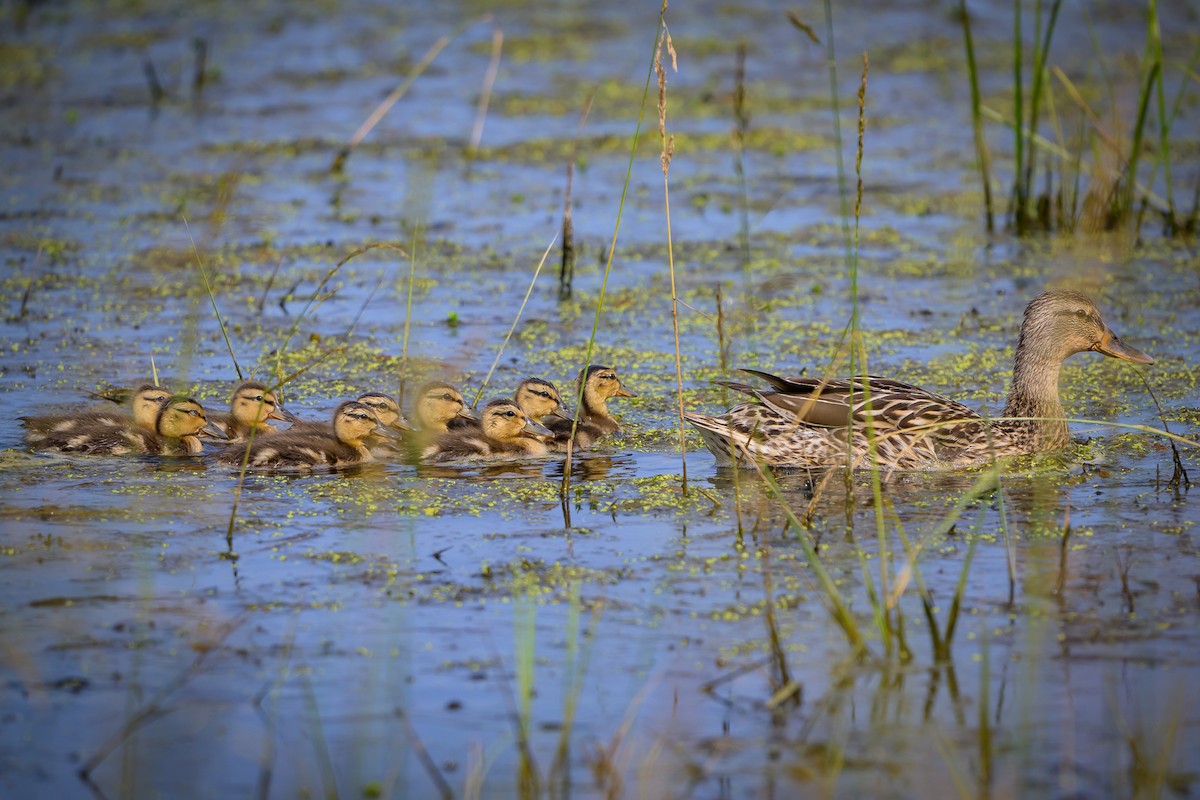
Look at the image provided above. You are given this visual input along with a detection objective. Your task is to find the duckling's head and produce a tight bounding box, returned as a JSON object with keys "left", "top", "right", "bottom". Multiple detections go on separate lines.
{"left": 481, "top": 399, "right": 553, "bottom": 441}
{"left": 1019, "top": 291, "right": 1153, "bottom": 366}
{"left": 131, "top": 384, "right": 172, "bottom": 429}
{"left": 514, "top": 378, "right": 569, "bottom": 422}
{"left": 356, "top": 392, "right": 413, "bottom": 431}
{"left": 332, "top": 400, "right": 401, "bottom": 446}
{"left": 230, "top": 381, "right": 298, "bottom": 428}
{"left": 414, "top": 382, "right": 477, "bottom": 431}
{"left": 578, "top": 365, "right": 636, "bottom": 411}
{"left": 156, "top": 396, "right": 226, "bottom": 440}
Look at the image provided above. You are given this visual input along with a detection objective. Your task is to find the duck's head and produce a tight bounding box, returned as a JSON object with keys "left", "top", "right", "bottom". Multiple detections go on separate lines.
{"left": 332, "top": 400, "right": 404, "bottom": 445}
{"left": 514, "top": 377, "right": 570, "bottom": 422}
{"left": 157, "top": 396, "right": 227, "bottom": 440}
{"left": 414, "top": 382, "right": 477, "bottom": 430}
{"left": 1020, "top": 290, "right": 1153, "bottom": 366}
{"left": 578, "top": 365, "right": 636, "bottom": 410}
{"left": 230, "top": 381, "right": 298, "bottom": 428}
{"left": 131, "top": 384, "right": 172, "bottom": 429}
{"left": 481, "top": 399, "right": 553, "bottom": 441}
{"left": 356, "top": 392, "right": 414, "bottom": 432}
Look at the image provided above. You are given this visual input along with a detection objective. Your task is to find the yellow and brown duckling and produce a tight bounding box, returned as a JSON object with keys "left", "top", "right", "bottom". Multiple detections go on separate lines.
{"left": 412, "top": 381, "right": 478, "bottom": 434}
{"left": 423, "top": 399, "right": 553, "bottom": 462}
{"left": 216, "top": 400, "right": 402, "bottom": 469}
{"left": 26, "top": 395, "right": 225, "bottom": 456}
{"left": 205, "top": 381, "right": 298, "bottom": 442}
{"left": 21, "top": 383, "right": 171, "bottom": 446}
{"left": 513, "top": 377, "right": 571, "bottom": 424}
{"left": 546, "top": 365, "right": 636, "bottom": 451}
{"left": 685, "top": 290, "right": 1154, "bottom": 469}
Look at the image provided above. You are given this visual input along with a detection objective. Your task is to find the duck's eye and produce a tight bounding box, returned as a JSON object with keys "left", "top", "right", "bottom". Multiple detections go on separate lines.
{"left": 1073, "top": 310, "right": 1091, "bottom": 321}
{"left": 504, "top": 410, "right": 516, "bottom": 417}
{"left": 188, "top": 409, "right": 200, "bottom": 417}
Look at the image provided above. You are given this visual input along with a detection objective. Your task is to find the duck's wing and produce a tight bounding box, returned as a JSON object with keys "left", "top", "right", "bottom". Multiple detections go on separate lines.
{"left": 735, "top": 370, "right": 982, "bottom": 432}
{"left": 423, "top": 431, "right": 493, "bottom": 462}
{"left": 32, "top": 424, "right": 150, "bottom": 455}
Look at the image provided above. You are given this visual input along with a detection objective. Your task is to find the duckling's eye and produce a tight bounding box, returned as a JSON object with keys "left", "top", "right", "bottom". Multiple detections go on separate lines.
{"left": 535, "top": 390, "right": 550, "bottom": 399}
{"left": 188, "top": 409, "right": 200, "bottom": 417}
{"left": 442, "top": 394, "right": 456, "bottom": 402}
{"left": 503, "top": 410, "right": 516, "bottom": 417}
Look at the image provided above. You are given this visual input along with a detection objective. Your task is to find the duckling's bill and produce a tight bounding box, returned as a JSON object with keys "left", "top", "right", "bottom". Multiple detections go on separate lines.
{"left": 203, "top": 421, "right": 230, "bottom": 439}
{"left": 523, "top": 418, "right": 553, "bottom": 439}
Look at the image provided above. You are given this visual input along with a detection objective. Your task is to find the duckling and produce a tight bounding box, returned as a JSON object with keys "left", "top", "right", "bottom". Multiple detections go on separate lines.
{"left": 205, "top": 381, "right": 298, "bottom": 442}
{"left": 28, "top": 395, "right": 225, "bottom": 456}
{"left": 546, "top": 365, "right": 636, "bottom": 451}
{"left": 423, "top": 399, "right": 553, "bottom": 462}
{"left": 513, "top": 377, "right": 571, "bottom": 424}
{"left": 216, "top": 400, "right": 402, "bottom": 469}
{"left": 21, "top": 383, "right": 172, "bottom": 447}
{"left": 413, "top": 382, "right": 478, "bottom": 434}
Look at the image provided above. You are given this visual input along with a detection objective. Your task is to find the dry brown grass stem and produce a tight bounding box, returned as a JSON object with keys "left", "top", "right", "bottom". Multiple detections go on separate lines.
{"left": 655, "top": 8, "right": 687, "bottom": 493}
{"left": 332, "top": 15, "right": 492, "bottom": 172}
{"left": 469, "top": 22, "right": 504, "bottom": 156}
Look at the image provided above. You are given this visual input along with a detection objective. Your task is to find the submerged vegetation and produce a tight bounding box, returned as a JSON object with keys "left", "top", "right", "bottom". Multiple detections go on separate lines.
{"left": 0, "top": 0, "right": 1198, "bottom": 797}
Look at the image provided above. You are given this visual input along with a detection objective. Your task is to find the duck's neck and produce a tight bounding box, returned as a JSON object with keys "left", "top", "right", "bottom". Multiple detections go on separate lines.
{"left": 1001, "top": 337, "right": 1069, "bottom": 447}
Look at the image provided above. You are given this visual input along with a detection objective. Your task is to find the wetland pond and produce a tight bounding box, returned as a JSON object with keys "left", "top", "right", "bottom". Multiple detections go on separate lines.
{"left": 1, "top": 0, "right": 1199, "bottom": 797}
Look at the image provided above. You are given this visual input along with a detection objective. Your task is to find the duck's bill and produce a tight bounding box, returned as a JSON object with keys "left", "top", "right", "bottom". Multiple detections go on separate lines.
{"left": 1093, "top": 330, "right": 1154, "bottom": 365}
{"left": 269, "top": 405, "right": 300, "bottom": 423}
{"left": 550, "top": 404, "right": 573, "bottom": 421}
{"left": 388, "top": 416, "right": 416, "bottom": 433}
{"left": 523, "top": 419, "right": 554, "bottom": 439}
{"left": 372, "top": 424, "right": 407, "bottom": 441}
{"left": 614, "top": 383, "right": 637, "bottom": 398}
{"left": 457, "top": 405, "right": 479, "bottom": 420}
{"left": 202, "top": 422, "right": 230, "bottom": 439}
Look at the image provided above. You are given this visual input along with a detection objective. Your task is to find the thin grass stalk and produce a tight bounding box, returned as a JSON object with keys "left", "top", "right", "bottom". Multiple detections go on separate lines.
{"left": 332, "top": 15, "right": 491, "bottom": 172}
{"left": 560, "top": 1, "right": 663, "bottom": 502}
{"left": 150, "top": 353, "right": 159, "bottom": 387}
{"left": 714, "top": 285, "right": 746, "bottom": 537}
{"left": 1147, "top": 0, "right": 1174, "bottom": 229}
{"left": 753, "top": 462, "right": 867, "bottom": 656}
{"left": 656, "top": 19, "right": 687, "bottom": 493}
{"left": 1120, "top": 61, "right": 1160, "bottom": 229}
{"left": 759, "top": 538, "right": 794, "bottom": 693}
{"left": 958, "top": 0, "right": 995, "bottom": 232}
{"left": 732, "top": 41, "right": 753, "bottom": 301}
{"left": 399, "top": 234, "right": 418, "bottom": 406}
{"left": 1012, "top": 0, "right": 1027, "bottom": 230}
{"left": 296, "top": 669, "right": 340, "bottom": 799}
{"left": 185, "top": 217, "right": 243, "bottom": 380}
{"left": 1023, "top": 0, "right": 1063, "bottom": 221}
{"left": 514, "top": 598, "right": 540, "bottom": 798}
{"left": 468, "top": 22, "right": 503, "bottom": 158}
{"left": 560, "top": 94, "right": 595, "bottom": 301}
{"left": 471, "top": 235, "right": 557, "bottom": 407}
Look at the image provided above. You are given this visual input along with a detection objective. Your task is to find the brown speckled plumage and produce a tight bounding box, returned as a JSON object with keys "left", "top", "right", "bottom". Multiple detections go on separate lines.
{"left": 686, "top": 291, "right": 1153, "bottom": 469}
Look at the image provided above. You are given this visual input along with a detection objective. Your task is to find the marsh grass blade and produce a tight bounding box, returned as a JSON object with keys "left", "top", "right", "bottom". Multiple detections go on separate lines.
{"left": 472, "top": 235, "right": 557, "bottom": 407}
{"left": 560, "top": 1, "right": 662, "bottom": 506}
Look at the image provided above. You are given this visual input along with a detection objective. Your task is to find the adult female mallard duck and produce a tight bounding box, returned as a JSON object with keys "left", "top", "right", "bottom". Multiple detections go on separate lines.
{"left": 206, "top": 381, "right": 298, "bottom": 442}
{"left": 20, "top": 383, "right": 171, "bottom": 446}
{"left": 684, "top": 290, "right": 1153, "bottom": 469}
{"left": 216, "top": 400, "right": 401, "bottom": 469}
{"left": 27, "top": 395, "right": 225, "bottom": 456}
{"left": 423, "top": 399, "right": 553, "bottom": 462}
{"left": 546, "top": 365, "right": 636, "bottom": 451}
